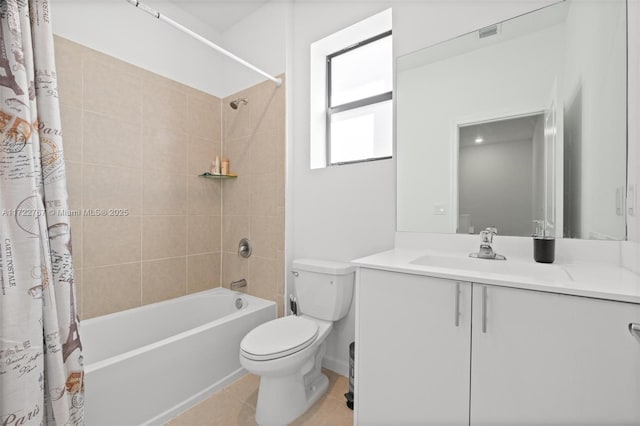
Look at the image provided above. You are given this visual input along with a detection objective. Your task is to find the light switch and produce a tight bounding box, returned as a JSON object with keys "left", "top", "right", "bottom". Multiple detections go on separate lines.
{"left": 628, "top": 184, "right": 636, "bottom": 216}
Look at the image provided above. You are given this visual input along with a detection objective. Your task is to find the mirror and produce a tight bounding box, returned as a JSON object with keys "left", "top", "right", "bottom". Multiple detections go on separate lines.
{"left": 397, "top": 0, "right": 627, "bottom": 239}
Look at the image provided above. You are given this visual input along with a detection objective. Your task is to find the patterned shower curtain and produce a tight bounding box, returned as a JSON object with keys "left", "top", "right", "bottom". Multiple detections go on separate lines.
{"left": 0, "top": 0, "right": 84, "bottom": 424}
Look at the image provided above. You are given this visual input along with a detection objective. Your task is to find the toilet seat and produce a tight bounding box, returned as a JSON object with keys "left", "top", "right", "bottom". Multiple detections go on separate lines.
{"left": 241, "top": 316, "right": 319, "bottom": 361}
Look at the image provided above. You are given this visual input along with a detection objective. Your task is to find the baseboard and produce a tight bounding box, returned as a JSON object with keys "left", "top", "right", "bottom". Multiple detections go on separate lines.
{"left": 322, "top": 355, "right": 349, "bottom": 377}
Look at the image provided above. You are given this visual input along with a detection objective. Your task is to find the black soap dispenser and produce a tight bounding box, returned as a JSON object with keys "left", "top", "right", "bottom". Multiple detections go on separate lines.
{"left": 533, "top": 220, "right": 555, "bottom": 263}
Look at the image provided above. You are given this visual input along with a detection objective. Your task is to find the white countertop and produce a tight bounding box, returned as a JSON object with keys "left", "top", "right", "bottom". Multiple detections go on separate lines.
{"left": 352, "top": 248, "right": 640, "bottom": 304}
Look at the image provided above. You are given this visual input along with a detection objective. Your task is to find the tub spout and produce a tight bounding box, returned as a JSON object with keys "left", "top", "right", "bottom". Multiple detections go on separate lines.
{"left": 231, "top": 279, "right": 247, "bottom": 290}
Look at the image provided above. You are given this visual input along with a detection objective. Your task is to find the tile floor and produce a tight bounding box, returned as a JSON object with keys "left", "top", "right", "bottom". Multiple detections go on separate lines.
{"left": 166, "top": 369, "right": 354, "bottom": 426}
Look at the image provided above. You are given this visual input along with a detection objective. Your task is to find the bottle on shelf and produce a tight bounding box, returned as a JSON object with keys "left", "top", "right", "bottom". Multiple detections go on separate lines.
{"left": 211, "top": 156, "right": 221, "bottom": 175}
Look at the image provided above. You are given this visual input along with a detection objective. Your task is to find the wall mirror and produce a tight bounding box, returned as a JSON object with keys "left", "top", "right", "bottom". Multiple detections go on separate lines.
{"left": 396, "top": 0, "right": 627, "bottom": 239}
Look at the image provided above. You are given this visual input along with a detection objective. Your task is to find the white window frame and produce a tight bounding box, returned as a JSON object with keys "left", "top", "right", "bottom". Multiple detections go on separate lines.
{"left": 309, "top": 8, "right": 392, "bottom": 170}
{"left": 325, "top": 30, "right": 393, "bottom": 165}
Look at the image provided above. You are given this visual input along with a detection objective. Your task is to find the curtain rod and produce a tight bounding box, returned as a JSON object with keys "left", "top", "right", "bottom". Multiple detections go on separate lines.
{"left": 125, "top": 0, "right": 282, "bottom": 87}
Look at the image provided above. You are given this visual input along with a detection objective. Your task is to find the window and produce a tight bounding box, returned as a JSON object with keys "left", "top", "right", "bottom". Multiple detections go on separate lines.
{"left": 326, "top": 30, "right": 393, "bottom": 165}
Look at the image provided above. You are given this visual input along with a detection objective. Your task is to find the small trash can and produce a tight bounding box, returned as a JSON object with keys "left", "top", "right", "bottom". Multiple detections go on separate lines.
{"left": 344, "top": 341, "right": 355, "bottom": 410}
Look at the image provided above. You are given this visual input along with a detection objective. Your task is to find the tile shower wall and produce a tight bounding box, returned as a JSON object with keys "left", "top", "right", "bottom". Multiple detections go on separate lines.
{"left": 221, "top": 77, "right": 286, "bottom": 316}
{"left": 55, "top": 36, "right": 223, "bottom": 319}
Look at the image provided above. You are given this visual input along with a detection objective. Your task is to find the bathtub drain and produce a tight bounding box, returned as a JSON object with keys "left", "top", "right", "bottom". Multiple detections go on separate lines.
{"left": 235, "top": 298, "right": 244, "bottom": 309}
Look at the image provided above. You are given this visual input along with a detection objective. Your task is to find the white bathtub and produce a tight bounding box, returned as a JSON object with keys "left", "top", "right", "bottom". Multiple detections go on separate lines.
{"left": 81, "top": 288, "right": 276, "bottom": 425}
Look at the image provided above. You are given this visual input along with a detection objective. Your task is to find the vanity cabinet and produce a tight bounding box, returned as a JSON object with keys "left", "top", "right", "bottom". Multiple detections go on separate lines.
{"left": 355, "top": 268, "right": 472, "bottom": 425}
{"left": 355, "top": 268, "right": 640, "bottom": 425}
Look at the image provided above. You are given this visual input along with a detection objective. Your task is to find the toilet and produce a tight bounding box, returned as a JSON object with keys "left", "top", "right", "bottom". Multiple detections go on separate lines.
{"left": 239, "top": 259, "right": 355, "bottom": 426}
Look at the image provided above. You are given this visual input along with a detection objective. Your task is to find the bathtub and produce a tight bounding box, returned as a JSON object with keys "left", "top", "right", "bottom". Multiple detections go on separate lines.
{"left": 81, "top": 288, "right": 276, "bottom": 425}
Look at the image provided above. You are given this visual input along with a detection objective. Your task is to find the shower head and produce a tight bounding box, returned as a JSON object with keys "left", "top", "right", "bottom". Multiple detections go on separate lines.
{"left": 229, "top": 98, "right": 248, "bottom": 110}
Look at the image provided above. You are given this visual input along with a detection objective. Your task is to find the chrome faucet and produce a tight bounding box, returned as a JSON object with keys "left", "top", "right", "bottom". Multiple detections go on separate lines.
{"left": 469, "top": 227, "right": 506, "bottom": 260}
{"left": 230, "top": 278, "right": 247, "bottom": 290}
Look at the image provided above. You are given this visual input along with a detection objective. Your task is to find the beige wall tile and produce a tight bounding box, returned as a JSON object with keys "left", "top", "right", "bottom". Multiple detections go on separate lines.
{"left": 187, "top": 176, "right": 221, "bottom": 215}
{"left": 143, "top": 127, "right": 188, "bottom": 174}
{"left": 83, "top": 112, "right": 142, "bottom": 169}
{"left": 60, "top": 104, "right": 82, "bottom": 162}
{"left": 247, "top": 256, "right": 278, "bottom": 301}
{"left": 222, "top": 176, "right": 249, "bottom": 217}
{"left": 223, "top": 90, "right": 251, "bottom": 141}
{"left": 250, "top": 173, "right": 278, "bottom": 217}
{"left": 84, "top": 56, "right": 142, "bottom": 124}
{"left": 188, "top": 136, "right": 220, "bottom": 176}
{"left": 188, "top": 91, "right": 221, "bottom": 140}
{"left": 248, "top": 215, "right": 278, "bottom": 258}
{"left": 188, "top": 215, "right": 221, "bottom": 254}
{"left": 222, "top": 252, "right": 248, "bottom": 290}
{"left": 83, "top": 263, "right": 142, "bottom": 318}
{"left": 276, "top": 249, "right": 285, "bottom": 297}
{"left": 70, "top": 216, "right": 82, "bottom": 270}
{"left": 222, "top": 215, "right": 249, "bottom": 253}
{"left": 83, "top": 165, "right": 142, "bottom": 215}
{"left": 83, "top": 216, "right": 141, "bottom": 267}
{"left": 276, "top": 209, "right": 285, "bottom": 251}
{"left": 54, "top": 36, "right": 83, "bottom": 108}
{"left": 276, "top": 298, "right": 285, "bottom": 318}
{"left": 83, "top": 46, "right": 143, "bottom": 78}
{"left": 65, "top": 161, "right": 82, "bottom": 211}
{"left": 53, "top": 40, "right": 291, "bottom": 318}
{"left": 250, "top": 131, "right": 284, "bottom": 176}
{"left": 187, "top": 253, "right": 221, "bottom": 294}
{"left": 74, "top": 268, "right": 83, "bottom": 320}
{"left": 143, "top": 171, "right": 187, "bottom": 215}
{"left": 142, "top": 216, "right": 187, "bottom": 260}
{"left": 223, "top": 137, "right": 251, "bottom": 176}
{"left": 143, "top": 80, "right": 187, "bottom": 132}
{"left": 142, "top": 257, "right": 187, "bottom": 304}
{"left": 277, "top": 171, "right": 286, "bottom": 209}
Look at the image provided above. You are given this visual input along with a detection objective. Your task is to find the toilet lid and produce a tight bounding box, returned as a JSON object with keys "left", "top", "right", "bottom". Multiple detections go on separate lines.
{"left": 241, "top": 316, "right": 319, "bottom": 361}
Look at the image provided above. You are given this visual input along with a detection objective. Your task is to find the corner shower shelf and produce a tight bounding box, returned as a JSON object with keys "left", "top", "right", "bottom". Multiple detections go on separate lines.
{"left": 199, "top": 172, "right": 238, "bottom": 179}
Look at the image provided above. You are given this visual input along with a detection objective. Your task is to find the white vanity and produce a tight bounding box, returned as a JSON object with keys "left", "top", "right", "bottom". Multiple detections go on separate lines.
{"left": 363, "top": 0, "right": 640, "bottom": 422}
{"left": 352, "top": 240, "right": 640, "bottom": 425}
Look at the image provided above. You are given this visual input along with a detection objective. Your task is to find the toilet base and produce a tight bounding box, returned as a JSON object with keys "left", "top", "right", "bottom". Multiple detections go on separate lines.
{"left": 255, "top": 371, "right": 328, "bottom": 426}
{"left": 254, "top": 342, "right": 329, "bottom": 426}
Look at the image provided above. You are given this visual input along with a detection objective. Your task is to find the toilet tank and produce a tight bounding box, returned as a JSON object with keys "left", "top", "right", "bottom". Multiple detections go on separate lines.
{"left": 292, "top": 259, "right": 355, "bottom": 321}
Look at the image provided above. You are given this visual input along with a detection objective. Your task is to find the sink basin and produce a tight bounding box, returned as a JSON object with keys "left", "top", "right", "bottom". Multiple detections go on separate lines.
{"left": 409, "top": 254, "right": 572, "bottom": 283}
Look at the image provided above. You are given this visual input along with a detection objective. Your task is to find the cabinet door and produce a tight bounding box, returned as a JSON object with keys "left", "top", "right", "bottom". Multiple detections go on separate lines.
{"left": 355, "top": 268, "right": 471, "bottom": 425}
{"left": 471, "top": 284, "right": 640, "bottom": 425}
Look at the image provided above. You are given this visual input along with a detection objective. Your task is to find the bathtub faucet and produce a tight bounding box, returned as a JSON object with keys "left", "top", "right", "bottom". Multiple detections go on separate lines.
{"left": 231, "top": 279, "right": 247, "bottom": 290}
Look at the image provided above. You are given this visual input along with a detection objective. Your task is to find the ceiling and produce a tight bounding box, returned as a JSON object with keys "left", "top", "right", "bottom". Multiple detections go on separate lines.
{"left": 459, "top": 114, "right": 544, "bottom": 148}
{"left": 166, "top": 0, "right": 270, "bottom": 33}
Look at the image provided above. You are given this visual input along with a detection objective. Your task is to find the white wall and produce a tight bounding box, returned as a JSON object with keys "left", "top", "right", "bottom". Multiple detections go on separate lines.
{"left": 220, "top": 1, "right": 289, "bottom": 97}
{"left": 51, "top": 0, "right": 225, "bottom": 95}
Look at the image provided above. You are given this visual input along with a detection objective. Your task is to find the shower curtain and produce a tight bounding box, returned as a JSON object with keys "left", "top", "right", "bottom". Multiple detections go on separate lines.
{"left": 0, "top": 0, "right": 84, "bottom": 424}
